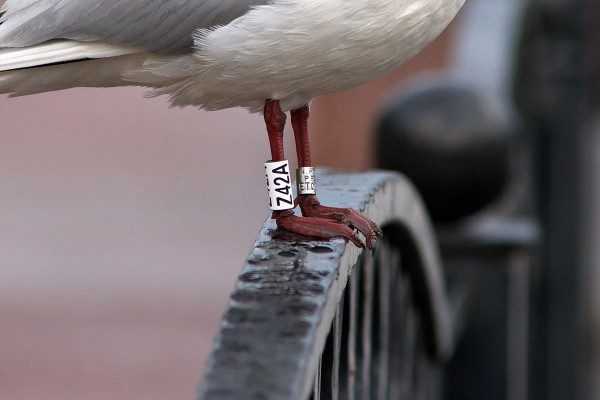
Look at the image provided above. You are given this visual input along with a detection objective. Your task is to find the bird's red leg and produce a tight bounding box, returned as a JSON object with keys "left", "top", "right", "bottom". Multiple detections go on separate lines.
{"left": 290, "top": 104, "right": 382, "bottom": 251}
{"left": 264, "top": 99, "right": 287, "bottom": 163}
{"left": 265, "top": 100, "right": 365, "bottom": 248}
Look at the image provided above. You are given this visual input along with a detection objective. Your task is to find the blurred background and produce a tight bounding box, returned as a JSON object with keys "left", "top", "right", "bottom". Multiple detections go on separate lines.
{"left": 1, "top": 0, "right": 599, "bottom": 399}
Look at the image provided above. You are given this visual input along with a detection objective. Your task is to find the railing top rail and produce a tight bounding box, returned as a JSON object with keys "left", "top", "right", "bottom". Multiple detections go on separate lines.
{"left": 197, "top": 170, "right": 453, "bottom": 400}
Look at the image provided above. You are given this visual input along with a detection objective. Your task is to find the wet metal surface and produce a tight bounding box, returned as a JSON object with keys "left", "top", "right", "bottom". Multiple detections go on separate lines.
{"left": 198, "top": 171, "right": 377, "bottom": 400}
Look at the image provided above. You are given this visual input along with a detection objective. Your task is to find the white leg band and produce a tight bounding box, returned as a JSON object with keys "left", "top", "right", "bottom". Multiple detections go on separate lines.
{"left": 296, "top": 167, "right": 316, "bottom": 195}
{"left": 264, "top": 160, "right": 294, "bottom": 211}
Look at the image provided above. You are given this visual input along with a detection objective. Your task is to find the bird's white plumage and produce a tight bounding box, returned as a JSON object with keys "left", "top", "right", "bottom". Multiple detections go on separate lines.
{"left": 148, "top": 0, "right": 465, "bottom": 111}
{"left": 0, "top": 0, "right": 465, "bottom": 112}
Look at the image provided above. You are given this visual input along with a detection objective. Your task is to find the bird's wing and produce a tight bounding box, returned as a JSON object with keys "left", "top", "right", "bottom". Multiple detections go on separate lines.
{"left": 0, "top": 0, "right": 269, "bottom": 53}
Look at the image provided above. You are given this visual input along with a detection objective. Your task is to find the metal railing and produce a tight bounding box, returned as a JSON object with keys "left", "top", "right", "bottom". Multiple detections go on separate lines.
{"left": 197, "top": 170, "right": 464, "bottom": 400}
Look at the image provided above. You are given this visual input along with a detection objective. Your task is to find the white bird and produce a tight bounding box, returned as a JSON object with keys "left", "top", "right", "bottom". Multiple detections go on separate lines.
{"left": 0, "top": 0, "right": 465, "bottom": 250}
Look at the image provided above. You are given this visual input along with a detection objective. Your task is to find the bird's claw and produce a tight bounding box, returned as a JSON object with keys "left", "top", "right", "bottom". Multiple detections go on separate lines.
{"left": 274, "top": 212, "right": 364, "bottom": 248}
{"left": 272, "top": 195, "right": 383, "bottom": 253}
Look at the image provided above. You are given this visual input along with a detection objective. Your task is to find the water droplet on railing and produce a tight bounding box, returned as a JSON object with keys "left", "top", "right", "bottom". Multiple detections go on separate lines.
{"left": 278, "top": 251, "right": 295, "bottom": 258}
{"left": 309, "top": 246, "right": 334, "bottom": 254}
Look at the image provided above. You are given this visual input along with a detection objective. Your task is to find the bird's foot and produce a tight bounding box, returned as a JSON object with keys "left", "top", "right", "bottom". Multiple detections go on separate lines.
{"left": 273, "top": 195, "right": 383, "bottom": 253}
{"left": 299, "top": 195, "right": 383, "bottom": 252}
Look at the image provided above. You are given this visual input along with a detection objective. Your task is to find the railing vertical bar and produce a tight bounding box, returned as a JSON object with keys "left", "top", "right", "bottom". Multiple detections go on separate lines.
{"left": 347, "top": 267, "right": 360, "bottom": 400}
{"left": 401, "top": 274, "right": 416, "bottom": 399}
{"left": 361, "top": 255, "right": 374, "bottom": 399}
{"left": 378, "top": 242, "right": 391, "bottom": 400}
{"left": 413, "top": 317, "right": 425, "bottom": 400}
{"left": 388, "top": 245, "right": 404, "bottom": 400}
{"left": 332, "top": 297, "right": 343, "bottom": 400}
{"left": 313, "top": 355, "right": 322, "bottom": 400}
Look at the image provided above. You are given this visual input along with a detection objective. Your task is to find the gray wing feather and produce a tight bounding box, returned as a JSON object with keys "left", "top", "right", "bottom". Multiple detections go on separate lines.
{"left": 0, "top": 0, "right": 270, "bottom": 53}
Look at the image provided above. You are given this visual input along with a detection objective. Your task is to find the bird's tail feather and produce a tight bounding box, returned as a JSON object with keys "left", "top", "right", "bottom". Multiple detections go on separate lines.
{"left": 0, "top": 41, "right": 201, "bottom": 108}
{"left": 0, "top": 51, "right": 154, "bottom": 97}
{"left": 0, "top": 40, "right": 140, "bottom": 72}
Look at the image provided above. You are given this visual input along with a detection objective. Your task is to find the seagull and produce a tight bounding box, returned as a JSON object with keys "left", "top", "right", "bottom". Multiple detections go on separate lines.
{"left": 0, "top": 0, "right": 465, "bottom": 250}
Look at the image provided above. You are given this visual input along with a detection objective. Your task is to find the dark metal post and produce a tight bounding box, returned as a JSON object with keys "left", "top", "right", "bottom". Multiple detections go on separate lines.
{"left": 514, "top": 1, "right": 595, "bottom": 398}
